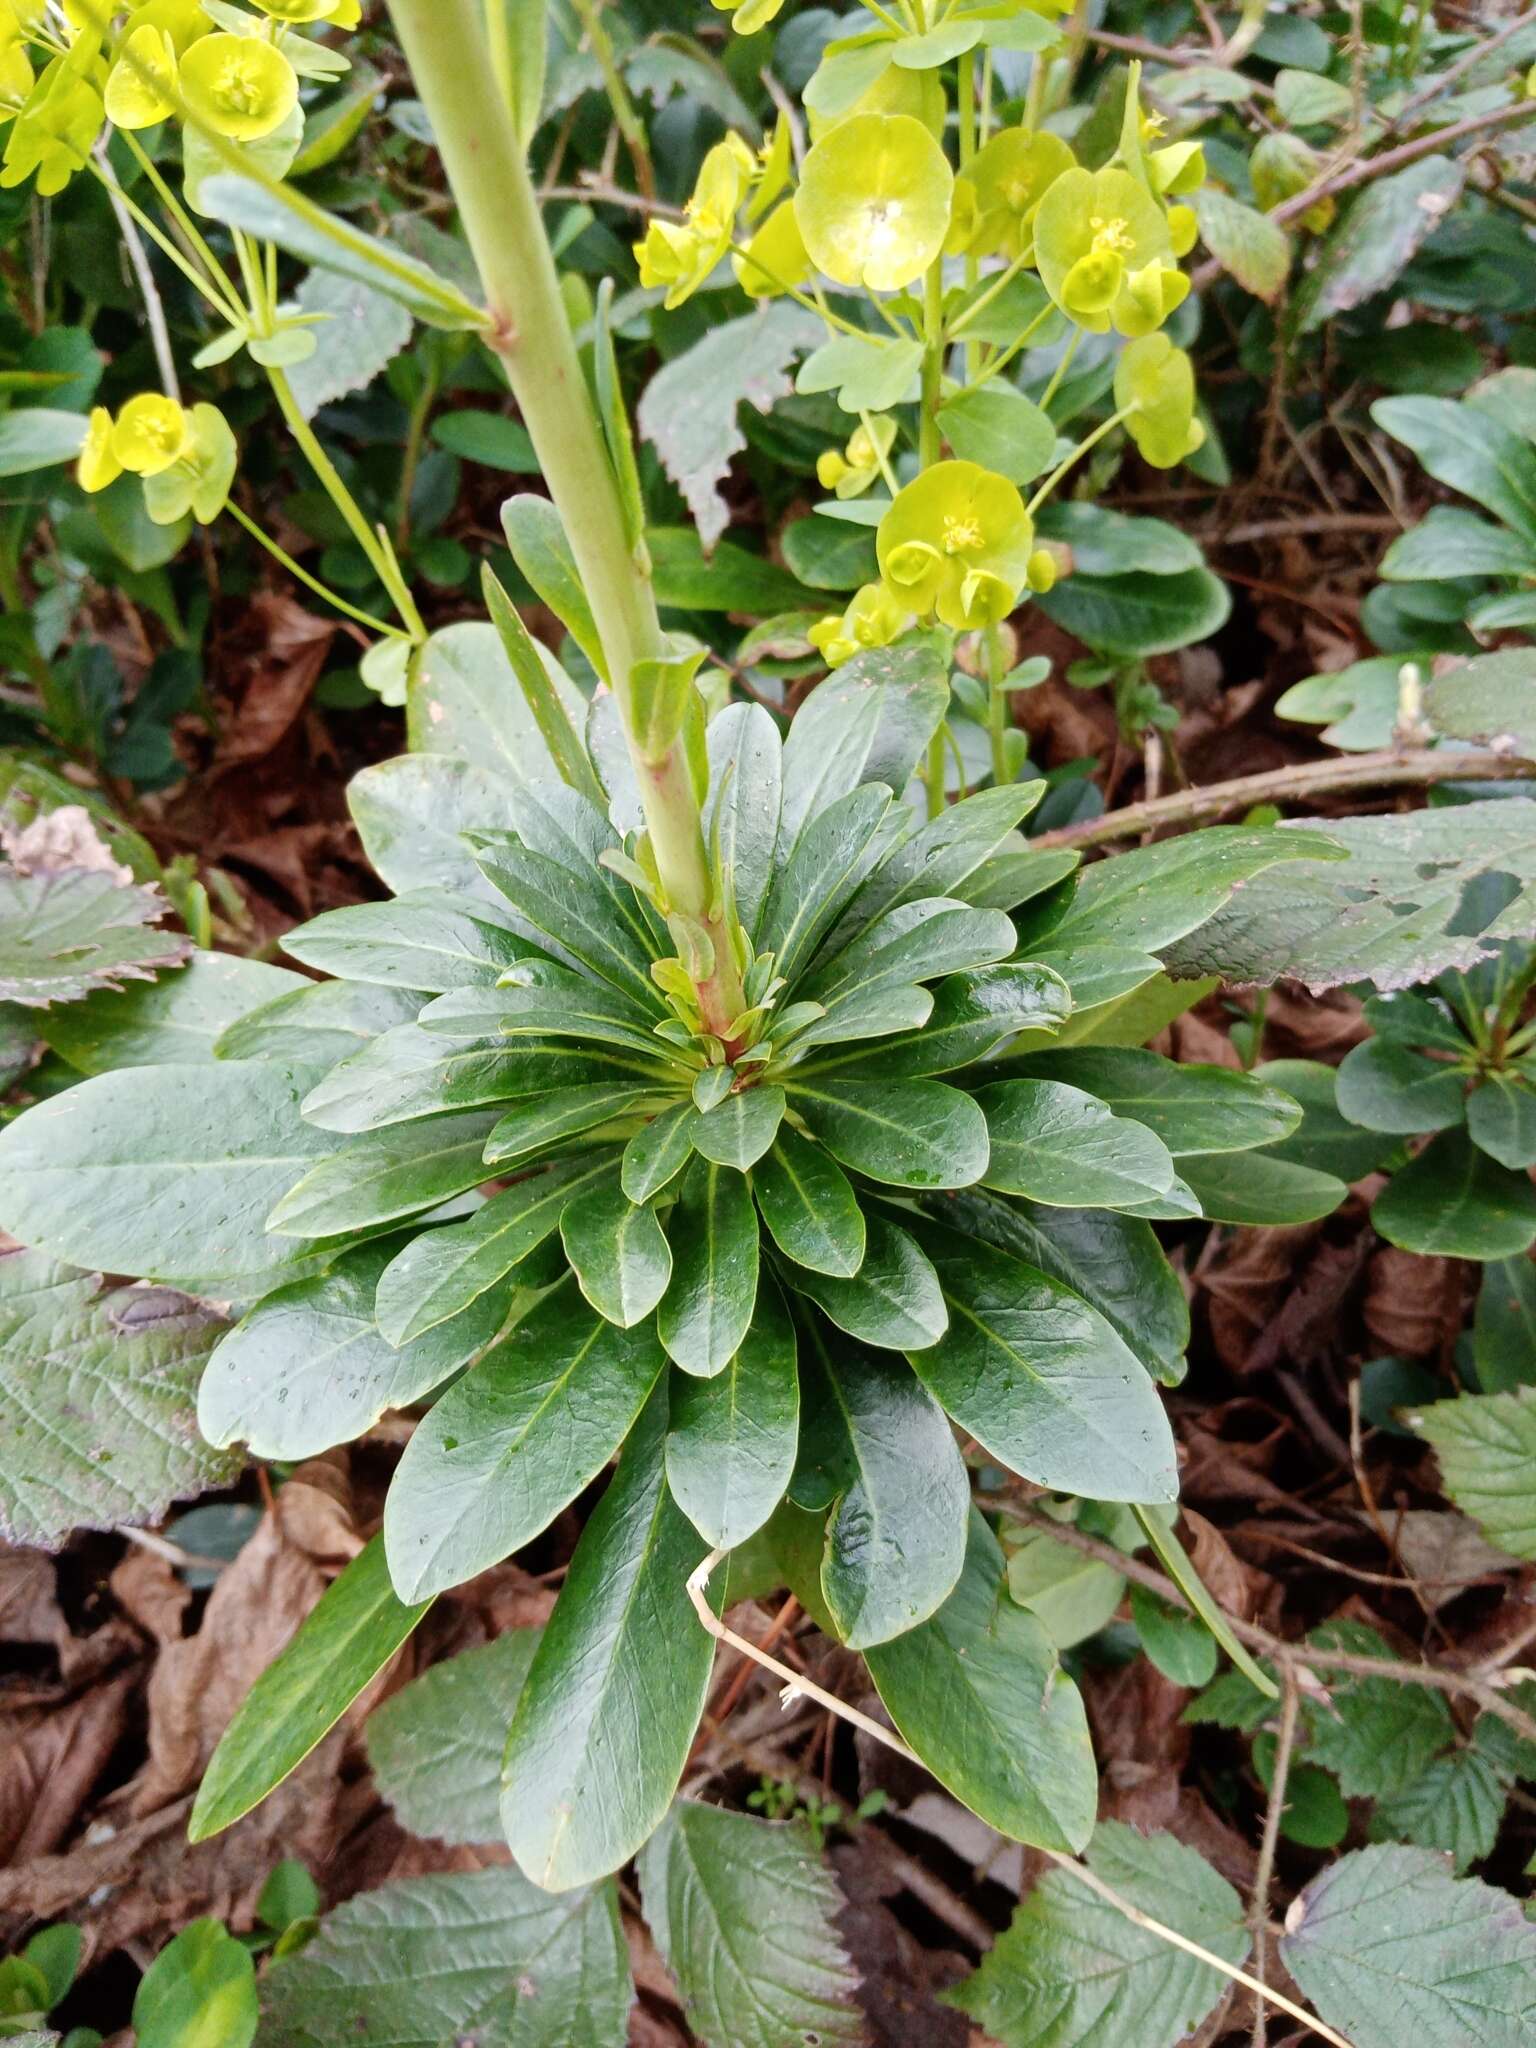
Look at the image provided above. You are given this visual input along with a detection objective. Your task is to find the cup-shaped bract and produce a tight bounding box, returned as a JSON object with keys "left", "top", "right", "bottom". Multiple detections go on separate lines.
{"left": 179, "top": 31, "right": 298, "bottom": 141}
{"left": 877, "top": 460, "right": 1035, "bottom": 630}
{"left": 967, "top": 127, "right": 1076, "bottom": 261}
{"left": 1033, "top": 165, "right": 1184, "bottom": 337}
{"left": 796, "top": 112, "right": 954, "bottom": 294}
{"left": 1115, "top": 333, "right": 1205, "bottom": 470}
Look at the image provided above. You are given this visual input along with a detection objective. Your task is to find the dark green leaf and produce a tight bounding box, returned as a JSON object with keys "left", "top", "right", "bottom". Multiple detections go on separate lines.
{"left": 1040, "top": 566, "right": 1231, "bottom": 658}
{"left": 501, "top": 494, "right": 606, "bottom": 676}
{"left": 996, "top": 1048, "right": 1301, "bottom": 1156}
{"left": 1253, "top": 1059, "right": 1403, "bottom": 1180}
{"left": 706, "top": 702, "right": 782, "bottom": 941}
{"left": 659, "top": 1159, "right": 760, "bottom": 1377}
{"left": 562, "top": 1178, "right": 673, "bottom": 1326}
{"left": 1473, "top": 1256, "right": 1536, "bottom": 1392}
{"left": 787, "top": 1077, "right": 989, "bottom": 1189}
{"left": 756, "top": 784, "right": 894, "bottom": 986}
{"left": 214, "top": 980, "right": 420, "bottom": 1069}
{"left": 268, "top": 1111, "right": 498, "bottom": 1239}
{"left": 1337, "top": 1038, "right": 1469, "bottom": 1135}
{"left": 384, "top": 1278, "right": 665, "bottom": 1600}
{"left": 501, "top": 1392, "right": 715, "bottom": 1889}
{"left": 778, "top": 645, "right": 948, "bottom": 847}
{"left": 485, "top": 1083, "right": 666, "bottom": 1167}
{"left": 906, "top": 1220, "right": 1178, "bottom": 1502}
{"left": 622, "top": 1101, "right": 699, "bottom": 1203}
{"left": 978, "top": 1079, "right": 1177, "bottom": 1208}
{"left": 1179, "top": 1150, "right": 1347, "bottom": 1225}
{"left": 1468, "top": 1072, "right": 1536, "bottom": 1169}
{"left": 1374, "top": 1128, "right": 1536, "bottom": 1260}
{"left": 348, "top": 754, "right": 523, "bottom": 908}
{"left": 690, "top": 1086, "right": 786, "bottom": 1171}
{"left": 943, "top": 1188, "right": 1189, "bottom": 1384}
{"left": 375, "top": 1157, "right": 613, "bottom": 1342}
{"left": 666, "top": 1280, "right": 799, "bottom": 1550}
{"left": 782, "top": 1214, "right": 946, "bottom": 1351}
{"left": 937, "top": 385, "right": 1055, "bottom": 484}
{"left": 802, "top": 1336, "right": 968, "bottom": 1647}
{"left": 750, "top": 1126, "right": 866, "bottom": 1277}
{"left": 282, "top": 891, "right": 532, "bottom": 993}
{"left": 199, "top": 1243, "right": 505, "bottom": 1460}
{"left": 0, "top": 1060, "right": 333, "bottom": 1289}
{"left": 864, "top": 1511, "right": 1097, "bottom": 1851}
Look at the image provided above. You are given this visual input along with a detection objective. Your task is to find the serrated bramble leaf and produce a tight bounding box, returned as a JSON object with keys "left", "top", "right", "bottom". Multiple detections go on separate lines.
{"left": 637, "top": 1804, "right": 861, "bottom": 2048}
{"left": 1279, "top": 1845, "right": 1536, "bottom": 2048}
{"left": 365, "top": 1632, "right": 540, "bottom": 1846}
{"left": 0, "top": 867, "right": 191, "bottom": 1008}
{"left": 948, "top": 1821, "right": 1250, "bottom": 2048}
{"left": 0, "top": 1246, "right": 237, "bottom": 1550}
{"left": 258, "top": 1868, "right": 630, "bottom": 2048}
{"left": 1413, "top": 1386, "right": 1536, "bottom": 1561}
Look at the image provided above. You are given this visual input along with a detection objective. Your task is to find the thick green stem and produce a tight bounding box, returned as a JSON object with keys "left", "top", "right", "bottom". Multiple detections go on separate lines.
{"left": 385, "top": 0, "right": 745, "bottom": 1032}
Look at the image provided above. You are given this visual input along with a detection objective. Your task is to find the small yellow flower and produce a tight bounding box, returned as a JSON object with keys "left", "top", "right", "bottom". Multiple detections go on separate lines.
{"left": 796, "top": 113, "right": 953, "bottom": 294}
{"left": 816, "top": 415, "right": 895, "bottom": 499}
{"left": 1149, "top": 140, "right": 1205, "bottom": 198}
{"left": 877, "top": 461, "right": 1034, "bottom": 631}
{"left": 635, "top": 137, "right": 750, "bottom": 308}
{"left": 746, "top": 111, "right": 792, "bottom": 224}
{"left": 967, "top": 127, "right": 1076, "bottom": 261}
{"left": 0, "top": 64, "right": 103, "bottom": 195}
{"left": 1034, "top": 165, "right": 1185, "bottom": 337}
{"left": 732, "top": 198, "right": 811, "bottom": 299}
{"left": 76, "top": 406, "right": 122, "bottom": 493}
{"left": 0, "top": 37, "right": 30, "bottom": 123}
{"left": 142, "top": 400, "right": 237, "bottom": 523}
{"left": 122, "top": 0, "right": 213, "bottom": 52}
{"left": 179, "top": 31, "right": 297, "bottom": 141}
{"left": 710, "top": 0, "right": 785, "bottom": 31}
{"left": 250, "top": 0, "right": 339, "bottom": 17}
{"left": 111, "top": 391, "right": 191, "bottom": 475}
{"left": 808, "top": 580, "right": 909, "bottom": 668}
{"left": 104, "top": 23, "right": 179, "bottom": 130}
{"left": 1115, "top": 333, "right": 1205, "bottom": 470}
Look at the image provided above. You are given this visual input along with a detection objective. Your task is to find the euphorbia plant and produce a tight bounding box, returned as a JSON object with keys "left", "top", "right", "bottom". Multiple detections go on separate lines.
{"left": 0, "top": 0, "right": 1332, "bottom": 1888}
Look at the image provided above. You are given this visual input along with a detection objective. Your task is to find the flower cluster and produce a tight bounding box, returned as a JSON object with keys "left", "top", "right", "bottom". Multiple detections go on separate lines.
{"left": 0, "top": 0, "right": 355, "bottom": 196}
{"left": 78, "top": 390, "right": 237, "bottom": 524}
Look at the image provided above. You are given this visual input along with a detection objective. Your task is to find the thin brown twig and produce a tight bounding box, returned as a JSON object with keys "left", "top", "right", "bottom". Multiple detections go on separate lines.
{"left": 1191, "top": 97, "right": 1536, "bottom": 292}
{"left": 1393, "top": 9, "right": 1536, "bottom": 127}
{"left": 1001, "top": 1505, "right": 1536, "bottom": 1753}
{"left": 1249, "top": 1671, "right": 1300, "bottom": 2048}
{"left": 1031, "top": 746, "right": 1536, "bottom": 851}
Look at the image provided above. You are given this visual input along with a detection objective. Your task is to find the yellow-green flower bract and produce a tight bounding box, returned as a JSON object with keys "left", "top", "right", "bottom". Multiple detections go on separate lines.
{"left": 795, "top": 112, "right": 953, "bottom": 294}
{"left": 877, "top": 461, "right": 1035, "bottom": 630}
